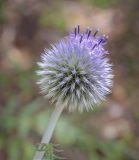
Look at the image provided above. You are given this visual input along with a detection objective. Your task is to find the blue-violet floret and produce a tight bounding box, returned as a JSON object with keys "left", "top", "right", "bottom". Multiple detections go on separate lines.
{"left": 37, "top": 25, "right": 113, "bottom": 112}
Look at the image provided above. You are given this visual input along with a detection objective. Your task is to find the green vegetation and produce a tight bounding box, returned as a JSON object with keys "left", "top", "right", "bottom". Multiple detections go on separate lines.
{"left": 0, "top": 0, "right": 139, "bottom": 159}
{"left": 89, "top": 0, "right": 120, "bottom": 8}
{"left": 0, "top": 0, "right": 6, "bottom": 23}
{"left": 39, "top": 7, "right": 66, "bottom": 31}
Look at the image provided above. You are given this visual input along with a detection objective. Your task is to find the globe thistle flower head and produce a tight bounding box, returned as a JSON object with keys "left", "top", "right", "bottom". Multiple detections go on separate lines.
{"left": 37, "top": 26, "right": 113, "bottom": 112}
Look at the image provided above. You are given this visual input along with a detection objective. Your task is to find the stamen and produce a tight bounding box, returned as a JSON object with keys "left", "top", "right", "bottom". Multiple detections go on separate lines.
{"left": 101, "top": 35, "right": 108, "bottom": 44}
{"left": 74, "top": 27, "right": 77, "bottom": 37}
{"left": 80, "top": 35, "right": 83, "bottom": 43}
{"left": 102, "top": 38, "right": 107, "bottom": 43}
{"left": 92, "top": 44, "right": 97, "bottom": 50}
{"left": 98, "top": 38, "right": 103, "bottom": 45}
{"left": 77, "top": 25, "right": 80, "bottom": 34}
{"left": 93, "top": 29, "right": 99, "bottom": 37}
{"left": 87, "top": 30, "right": 91, "bottom": 39}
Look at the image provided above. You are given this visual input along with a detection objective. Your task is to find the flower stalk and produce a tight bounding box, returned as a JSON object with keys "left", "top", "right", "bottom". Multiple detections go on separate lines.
{"left": 33, "top": 104, "right": 65, "bottom": 160}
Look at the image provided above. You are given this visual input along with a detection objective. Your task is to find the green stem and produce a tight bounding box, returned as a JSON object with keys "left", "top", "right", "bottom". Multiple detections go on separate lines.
{"left": 33, "top": 104, "right": 65, "bottom": 160}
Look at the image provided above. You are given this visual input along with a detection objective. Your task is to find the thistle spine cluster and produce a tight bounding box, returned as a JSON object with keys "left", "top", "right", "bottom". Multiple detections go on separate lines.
{"left": 37, "top": 25, "right": 113, "bottom": 112}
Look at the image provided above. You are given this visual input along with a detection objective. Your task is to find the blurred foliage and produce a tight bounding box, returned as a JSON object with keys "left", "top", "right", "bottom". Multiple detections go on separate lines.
{"left": 0, "top": 96, "right": 137, "bottom": 160}
{"left": 0, "top": 0, "right": 6, "bottom": 23}
{"left": 39, "top": 7, "right": 66, "bottom": 31}
{"left": 55, "top": 116, "right": 137, "bottom": 160}
{"left": 0, "top": 96, "right": 43, "bottom": 160}
{"left": 89, "top": 0, "right": 120, "bottom": 8}
{"left": 0, "top": 0, "right": 139, "bottom": 160}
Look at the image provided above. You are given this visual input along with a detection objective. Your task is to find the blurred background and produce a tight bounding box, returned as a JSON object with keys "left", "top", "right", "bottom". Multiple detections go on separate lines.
{"left": 0, "top": 0, "right": 139, "bottom": 159}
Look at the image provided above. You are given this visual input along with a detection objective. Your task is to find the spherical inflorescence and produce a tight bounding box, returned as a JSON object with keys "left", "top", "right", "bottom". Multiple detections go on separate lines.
{"left": 37, "top": 25, "right": 113, "bottom": 112}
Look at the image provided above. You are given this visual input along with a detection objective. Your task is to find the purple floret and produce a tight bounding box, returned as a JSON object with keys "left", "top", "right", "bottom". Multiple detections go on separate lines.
{"left": 37, "top": 25, "right": 113, "bottom": 112}
{"left": 68, "top": 25, "right": 108, "bottom": 57}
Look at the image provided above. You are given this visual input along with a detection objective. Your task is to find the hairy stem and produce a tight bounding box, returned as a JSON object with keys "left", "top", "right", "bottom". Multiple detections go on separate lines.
{"left": 33, "top": 104, "right": 65, "bottom": 160}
